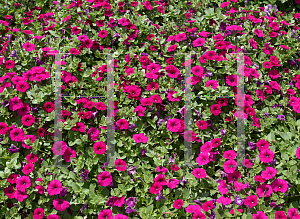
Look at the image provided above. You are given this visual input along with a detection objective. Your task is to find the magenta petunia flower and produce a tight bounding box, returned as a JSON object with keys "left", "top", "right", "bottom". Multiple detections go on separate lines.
{"left": 183, "top": 130, "right": 196, "bottom": 142}
{"left": 296, "top": 147, "right": 300, "bottom": 159}
{"left": 118, "top": 17, "right": 130, "bottom": 26}
{"left": 69, "top": 48, "right": 80, "bottom": 55}
{"left": 22, "top": 42, "right": 35, "bottom": 51}
{"left": 16, "top": 81, "right": 30, "bottom": 92}
{"left": 167, "top": 178, "right": 180, "bottom": 189}
{"left": 98, "top": 209, "right": 113, "bottom": 219}
{"left": 53, "top": 198, "right": 69, "bottom": 211}
{"left": 223, "top": 160, "right": 237, "bottom": 173}
{"left": 4, "top": 60, "right": 15, "bottom": 69}
{"left": 202, "top": 200, "right": 214, "bottom": 212}
{"left": 9, "top": 96, "right": 23, "bottom": 111}
{"left": 115, "top": 159, "right": 127, "bottom": 171}
{"left": 9, "top": 128, "right": 25, "bottom": 142}
{"left": 0, "top": 122, "right": 9, "bottom": 135}
{"left": 93, "top": 141, "right": 106, "bottom": 155}
{"left": 47, "top": 214, "right": 60, "bottom": 219}
{"left": 192, "top": 38, "right": 205, "bottom": 47}
{"left": 223, "top": 150, "right": 237, "bottom": 160}
{"left": 259, "top": 149, "right": 274, "bottom": 163}
{"left": 4, "top": 186, "right": 16, "bottom": 199}
{"left": 21, "top": 114, "right": 35, "bottom": 126}
{"left": 252, "top": 211, "right": 268, "bottom": 219}
{"left": 150, "top": 182, "right": 163, "bottom": 194}
{"left": 211, "top": 104, "right": 221, "bottom": 116}
{"left": 257, "top": 184, "right": 273, "bottom": 198}
{"left": 271, "top": 178, "right": 288, "bottom": 193}
{"left": 167, "top": 118, "right": 181, "bottom": 132}
{"left": 173, "top": 199, "right": 184, "bottom": 209}
{"left": 47, "top": 180, "right": 63, "bottom": 196}
{"left": 192, "top": 168, "right": 206, "bottom": 179}
{"left": 217, "top": 196, "right": 232, "bottom": 205}
{"left": 52, "top": 141, "right": 68, "bottom": 155}
{"left": 43, "top": 102, "right": 55, "bottom": 113}
{"left": 114, "top": 214, "right": 129, "bottom": 219}
{"left": 98, "top": 30, "right": 108, "bottom": 38}
{"left": 201, "top": 142, "right": 212, "bottom": 153}
{"left": 132, "top": 133, "right": 148, "bottom": 143}
{"left": 33, "top": 208, "right": 44, "bottom": 219}
{"left": 196, "top": 120, "right": 207, "bottom": 130}
{"left": 23, "top": 163, "right": 34, "bottom": 175}
{"left": 196, "top": 152, "right": 210, "bottom": 166}
{"left": 15, "top": 190, "right": 28, "bottom": 202}
{"left": 97, "top": 171, "right": 113, "bottom": 186}
{"left": 26, "top": 153, "right": 39, "bottom": 163}
{"left": 63, "top": 147, "right": 76, "bottom": 162}
{"left": 206, "top": 80, "right": 218, "bottom": 90}
{"left": 153, "top": 174, "right": 167, "bottom": 186}
{"left": 244, "top": 195, "right": 258, "bottom": 208}
{"left": 168, "top": 44, "right": 177, "bottom": 52}
{"left": 261, "top": 167, "right": 277, "bottom": 180}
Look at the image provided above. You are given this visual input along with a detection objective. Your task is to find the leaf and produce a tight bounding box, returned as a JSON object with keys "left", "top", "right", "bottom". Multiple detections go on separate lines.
{"left": 279, "top": 132, "right": 290, "bottom": 140}
{"left": 146, "top": 204, "right": 153, "bottom": 215}
{"left": 72, "top": 182, "right": 81, "bottom": 193}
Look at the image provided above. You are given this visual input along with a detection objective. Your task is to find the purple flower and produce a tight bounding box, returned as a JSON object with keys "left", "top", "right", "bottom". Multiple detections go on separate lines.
{"left": 126, "top": 197, "right": 137, "bottom": 208}
{"left": 263, "top": 112, "right": 270, "bottom": 118}
{"left": 169, "top": 156, "right": 175, "bottom": 164}
{"left": 128, "top": 166, "right": 137, "bottom": 175}
{"left": 234, "top": 195, "right": 244, "bottom": 207}
{"left": 91, "top": 111, "right": 98, "bottom": 120}
{"left": 10, "top": 50, "right": 20, "bottom": 59}
{"left": 268, "top": 159, "right": 276, "bottom": 166}
{"left": 2, "top": 100, "right": 9, "bottom": 107}
{"left": 59, "top": 187, "right": 68, "bottom": 197}
{"left": 106, "top": 196, "right": 117, "bottom": 207}
{"left": 221, "top": 129, "right": 227, "bottom": 139}
{"left": 277, "top": 115, "right": 285, "bottom": 121}
{"left": 79, "top": 169, "right": 89, "bottom": 182}
{"left": 270, "top": 202, "right": 277, "bottom": 208}
{"left": 80, "top": 202, "right": 87, "bottom": 213}
{"left": 193, "top": 199, "right": 202, "bottom": 207}
{"left": 141, "top": 149, "right": 146, "bottom": 157}
{"left": 125, "top": 207, "right": 137, "bottom": 214}
{"left": 207, "top": 210, "right": 216, "bottom": 219}
{"left": 155, "top": 191, "right": 166, "bottom": 202}
{"left": 128, "top": 124, "right": 137, "bottom": 132}
{"left": 32, "top": 105, "right": 40, "bottom": 114}
{"left": 248, "top": 141, "right": 257, "bottom": 150}
{"left": 194, "top": 109, "right": 200, "bottom": 118}
{"left": 177, "top": 106, "right": 186, "bottom": 117}
{"left": 113, "top": 33, "right": 121, "bottom": 38}
{"left": 9, "top": 144, "right": 20, "bottom": 153}
{"left": 181, "top": 176, "right": 188, "bottom": 187}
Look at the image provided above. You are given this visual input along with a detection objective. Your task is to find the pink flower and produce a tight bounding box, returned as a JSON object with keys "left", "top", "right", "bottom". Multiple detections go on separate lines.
{"left": 196, "top": 120, "right": 207, "bottom": 130}
{"left": 263, "top": 61, "right": 273, "bottom": 69}
{"left": 36, "top": 185, "right": 45, "bottom": 194}
{"left": 98, "top": 209, "right": 113, "bottom": 219}
{"left": 175, "top": 33, "right": 187, "bottom": 42}
{"left": 22, "top": 42, "right": 35, "bottom": 51}
{"left": 114, "top": 214, "right": 129, "bottom": 219}
{"left": 211, "top": 104, "right": 221, "bottom": 116}
{"left": 244, "top": 195, "right": 258, "bottom": 208}
{"left": 275, "top": 211, "right": 287, "bottom": 219}
{"left": 165, "top": 65, "right": 180, "bottom": 78}
{"left": 252, "top": 211, "right": 268, "bottom": 219}
{"left": 254, "top": 29, "right": 265, "bottom": 37}
{"left": 98, "top": 30, "right": 108, "bottom": 38}
{"left": 15, "top": 190, "right": 28, "bottom": 202}
{"left": 140, "top": 97, "right": 153, "bottom": 106}
{"left": 183, "top": 130, "right": 196, "bottom": 142}
{"left": 287, "top": 208, "right": 300, "bottom": 218}
{"left": 53, "top": 199, "right": 69, "bottom": 211}
{"left": 259, "top": 149, "right": 274, "bottom": 163}
{"left": 223, "top": 160, "right": 237, "bottom": 173}
{"left": 296, "top": 147, "right": 300, "bottom": 159}
{"left": 47, "top": 214, "right": 60, "bottom": 219}
{"left": 196, "top": 152, "right": 210, "bottom": 166}
{"left": 33, "top": 208, "right": 44, "bottom": 219}
{"left": 9, "top": 96, "right": 23, "bottom": 111}
{"left": 153, "top": 174, "right": 167, "bottom": 186}
{"left": 192, "top": 38, "right": 205, "bottom": 47}
{"left": 4, "top": 60, "right": 15, "bottom": 69}
{"left": 261, "top": 167, "right": 277, "bottom": 180}
{"left": 118, "top": 17, "right": 130, "bottom": 26}
{"left": 220, "top": 2, "right": 230, "bottom": 8}
{"left": 192, "top": 168, "right": 206, "bottom": 179}
{"left": 52, "top": 141, "right": 68, "bottom": 155}
{"left": 115, "top": 159, "right": 127, "bottom": 171}
{"left": 217, "top": 196, "right": 232, "bottom": 205}
{"left": 133, "top": 133, "right": 148, "bottom": 143}
{"left": 191, "top": 65, "right": 204, "bottom": 77}
{"left": 9, "top": 128, "right": 25, "bottom": 142}
{"left": 0, "top": 122, "right": 9, "bottom": 135}
{"left": 16, "top": 81, "right": 30, "bottom": 92}
{"left": 202, "top": 200, "right": 214, "bottom": 212}
{"left": 4, "top": 186, "right": 16, "bottom": 199}
{"left": 257, "top": 184, "right": 273, "bottom": 198}
{"left": 133, "top": 105, "right": 146, "bottom": 116}
{"left": 47, "top": 180, "right": 63, "bottom": 196}
{"left": 23, "top": 163, "right": 34, "bottom": 175}
{"left": 223, "top": 150, "right": 237, "bottom": 160}
{"left": 149, "top": 182, "right": 162, "bottom": 194}
{"left": 226, "top": 74, "right": 238, "bottom": 86}
{"left": 117, "top": 119, "right": 129, "bottom": 130}
{"left": 93, "top": 141, "right": 106, "bottom": 155}
{"left": 173, "top": 199, "right": 184, "bottom": 209}
{"left": 167, "top": 178, "right": 180, "bottom": 189}
{"left": 271, "top": 178, "right": 288, "bottom": 193}
{"left": 69, "top": 48, "right": 80, "bottom": 55}
{"left": 206, "top": 80, "right": 218, "bottom": 90}
{"left": 257, "top": 139, "right": 270, "bottom": 151}
{"left": 201, "top": 142, "right": 212, "bottom": 153}
{"left": 97, "top": 171, "right": 113, "bottom": 186}
{"left": 63, "top": 147, "right": 76, "bottom": 162}
{"left": 168, "top": 44, "right": 177, "bottom": 52}
{"left": 234, "top": 181, "right": 248, "bottom": 192}
{"left": 21, "top": 114, "right": 35, "bottom": 126}
{"left": 144, "top": 0, "right": 153, "bottom": 10}
{"left": 185, "top": 204, "right": 202, "bottom": 214}
{"left": 16, "top": 176, "right": 31, "bottom": 191}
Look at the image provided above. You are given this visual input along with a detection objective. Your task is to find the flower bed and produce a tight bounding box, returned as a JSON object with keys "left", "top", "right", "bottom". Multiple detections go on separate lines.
{"left": 0, "top": 0, "right": 300, "bottom": 218}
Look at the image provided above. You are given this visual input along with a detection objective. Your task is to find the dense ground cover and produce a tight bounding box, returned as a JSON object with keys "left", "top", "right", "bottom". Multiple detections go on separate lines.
{"left": 0, "top": 0, "right": 300, "bottom": 218}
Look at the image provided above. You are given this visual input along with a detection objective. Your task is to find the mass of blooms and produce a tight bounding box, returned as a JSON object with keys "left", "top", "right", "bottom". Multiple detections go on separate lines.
{"left": 0, "top": 0, "right": 300, "bottom": 218}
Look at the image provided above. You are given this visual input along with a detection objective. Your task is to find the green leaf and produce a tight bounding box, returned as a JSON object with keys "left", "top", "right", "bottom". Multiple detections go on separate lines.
{"left": 146, "top": 204, "right": 153, "bottom": 215}
{"left": 72, "top": 182, "right": 81, "bottom": 193}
